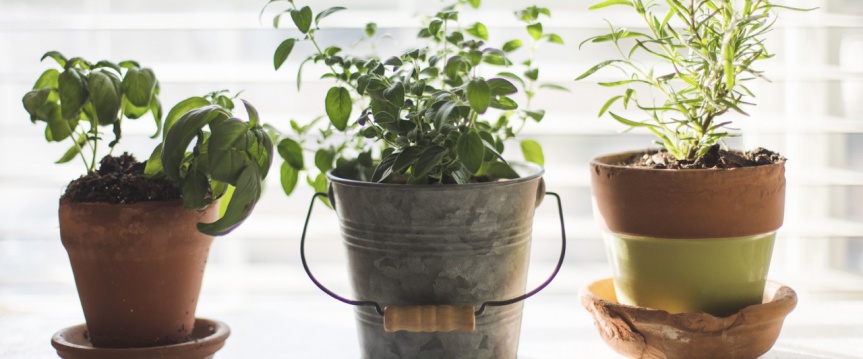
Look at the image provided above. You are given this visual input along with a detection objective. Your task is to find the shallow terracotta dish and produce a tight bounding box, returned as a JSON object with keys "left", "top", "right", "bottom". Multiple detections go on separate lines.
{"left": 51, "top": 318, "right": 230, "bottom": 359}
{"left": 581, "top": 278, "right": 797, "bottom": 359}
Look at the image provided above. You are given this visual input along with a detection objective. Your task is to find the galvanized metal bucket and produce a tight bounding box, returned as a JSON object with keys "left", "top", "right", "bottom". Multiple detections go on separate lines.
{"left": 300, "top": 163, "right": 566, "bottom": 359}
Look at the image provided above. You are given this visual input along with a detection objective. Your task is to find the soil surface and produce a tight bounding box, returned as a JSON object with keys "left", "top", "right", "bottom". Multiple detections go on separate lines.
{"left": 619, "top": 145, "right": 785, "bottom": 169}
{"left": 62, "top": 153, "right": 182, "bottom": 204}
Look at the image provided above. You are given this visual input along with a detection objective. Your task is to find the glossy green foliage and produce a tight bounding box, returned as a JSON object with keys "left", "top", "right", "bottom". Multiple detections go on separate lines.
{"left": 160, "top": 94, "right": 274, "bottom": 236}
{"left": 267, "top": 0, "right": 562, "bottom": 193}
{"left": 21, "top": 52, "right": 162, "bottom": 172}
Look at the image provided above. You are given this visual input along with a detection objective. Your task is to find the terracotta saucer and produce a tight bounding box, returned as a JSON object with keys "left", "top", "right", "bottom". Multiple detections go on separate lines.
{"left": 580, "top": 278, "right": 797, "bottom": 359}
{"left": 51, "top": 318, "right": 230, "bottom": 359}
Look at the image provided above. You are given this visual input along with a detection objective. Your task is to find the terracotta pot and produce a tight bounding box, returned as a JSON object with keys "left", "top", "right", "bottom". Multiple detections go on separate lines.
{"left": 580, "top": 278, "right": 797, "bottom": 359}
{"left": 59, "top": 199, "right": 218, "bottom": 348}
{"left": 590, "top": 151, "right": 786, "bottom": 316}
{"left": 52, "top": 318, "right": 230, "bottom": 359}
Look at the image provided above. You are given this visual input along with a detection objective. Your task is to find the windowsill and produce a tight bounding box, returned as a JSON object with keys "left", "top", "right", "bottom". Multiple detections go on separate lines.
{"left": 2, "top": 263, "right": 862, "bottom": 358}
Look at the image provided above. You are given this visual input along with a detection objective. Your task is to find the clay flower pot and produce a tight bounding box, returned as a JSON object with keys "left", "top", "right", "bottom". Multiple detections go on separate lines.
{"left": 580, "top": 278, "right": 797, "bottom": 359}
{"left": 590, "top": 151, "right": 786, "bottom": 316}
{"left": 59, "top": 199, "right": 218, "bottom": 348}
{"left": 52, "top": 318, "right": 230, "bottom": 359}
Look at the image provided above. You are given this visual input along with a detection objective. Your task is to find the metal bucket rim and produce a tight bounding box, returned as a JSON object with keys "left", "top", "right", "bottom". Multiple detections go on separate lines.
{"left": 326, "top": 161, "right": 544, "bottom": 189}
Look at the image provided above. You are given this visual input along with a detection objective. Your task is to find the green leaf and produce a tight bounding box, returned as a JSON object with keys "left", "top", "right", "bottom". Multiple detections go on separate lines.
{"left": 372, "top": 151, "right": 397, "bottom": 183}
{"left": 121, "top": 67, "right": 156, "bottom": 107}
{"left": 122, "top": 97, "right": 150, "bottom": 119}
{"left": 428, "top": 19, "right": 442, "bottom": 36}
{"left": 208, "top": 118, "right": 251, "bottom": 184}
{"left": 546, "top": 33, "right": 564, "bottom": 44}
{"left": 466, "top": 22, "right": 489, "bottom": 40}
{"left": 149, "top": 96, "right": 163, "bottom": 138}
{"left": 599, "top": 95, "right": 623, "bottom": 117}
{"left": 609, "top": 112, "right": 653, "bottom": 127}
{"left": 457, "top": 130, "right": 484, "bottom": 174}
{"left": 242, "top": 99, "right": 260, "bottom": 127}
{"left": 490, "top": 96, "right": 518, "bottom": 110}
{"left": 164, "top": 96, "right": 210, "bottom": 138}
{"left": 392, "top": 146, "right": 423, "bottom": 174}
{"left": 118, "top": 60, "right": 141, "bottom": 69}
{"left": 314, "top": 149, "right": 334, "bottom": 173}
{"left": 383, "top": 82, "right": 405, "bottom": 107}
{"left": 412, "top": 146, "right": 447, "bottom": 178}
{"left": 315, "top": 6, "right": 346, "bottom": 25}
{"left": 365, "top": 22, "right": 377, "bottom": 37}
{"left": 524, "top": 68, "right": 539, "bottom": 81}
{"left": 539, "top": 83, "right": 570, "bottom": 92}
{"left": 181, "top": 160, "right": 213, "bottom": 211}
{"left": 57, "top": 68, "right": 88, "bottom": 120}
{"left": 486, "top": 78, "right": 518, "bottom": 95}
{"left": 197, "top": 164, "right": 263, "bottom": 236}
{"left": 325, "top": 86, "right": 351, "bottom": 131}
{"left": 526, "top": 23, "right": 543, "bottom": 40}
{"left": 487, "top": 161, "right": 520, "bottom": 179}
{"left": 250, "top": 127, "right": 274, "bottom": 178}
{"left": 497, "top": 71, "right": 525, "bottom": 88}
{"left": 41, "top": 103, "right": 74, "bottom": 142}
{"left": 87, "top": 70, "right": 122, "bottom": 126}
{"left": 468, "top": 0, "right": 481, "bottom": 9}
{"left": 575, "top": 60, "right": 623, "bottom": 80}
{"left": 525, "top": 109, "right": 545, "bottom": 122}
{"left": 33, "top": 69, "right": 60, "bottom": 92}
{"left": 280, "top": 162, "right": 300, "bottom": 196}
{"left": 143, "top": 143, "right": 164, "bottom": 178}
{"left": 41, "top": 51, "right": 67, "bottom": 67}
{"left": 274, "top": 38, "right": 296, "bottom": 70}
{"left": 466, "top": 79, "right": 491, "bottom": 114}
{"left": 94, "top": 60, "right": 122, "bottom": 74}
{"left": 589, "top": 0, "right": 633, "bottom": 10}
{"left": 161, "top": 105, "right": 229, "bottom": 182}
{"left": 502, "top": 39, "right": 523, "bottom": 53}
{"left": 22, "top": 88, "right": 51, "bottom": 121}
{"left": 277, "top": 138, "right": 304, "bottom": 169}
{"left": 291, "top": 6, "right": 313, "bottom": 33}
{"left": 56, "top": 133, "right": 88, "bottom": 164}
{"left": 520, "top": 139, "right": 544, "bottom": 166}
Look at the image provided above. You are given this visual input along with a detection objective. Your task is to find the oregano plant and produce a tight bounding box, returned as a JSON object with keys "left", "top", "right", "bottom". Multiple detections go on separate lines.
{"left": 266, "top": 0, "right": 566, "bottom": 195}
{"left": 577, "top": 0, "right": 810, "bottom": 161}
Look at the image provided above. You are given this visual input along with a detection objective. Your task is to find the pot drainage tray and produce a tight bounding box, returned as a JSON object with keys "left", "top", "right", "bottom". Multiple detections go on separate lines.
{"left": 580, "top": 278, "right": 797, "bottom": 359}
{"left": 52, "top": 318, "right": 230, "bottom": 359}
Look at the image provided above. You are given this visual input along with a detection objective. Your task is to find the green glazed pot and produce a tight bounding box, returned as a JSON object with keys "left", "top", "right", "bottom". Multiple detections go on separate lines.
{"left": 603, "top": 232, "right": 776, "bottom": 317}
{"left": 590, "top": 151, "right": 786, "bottom": 317}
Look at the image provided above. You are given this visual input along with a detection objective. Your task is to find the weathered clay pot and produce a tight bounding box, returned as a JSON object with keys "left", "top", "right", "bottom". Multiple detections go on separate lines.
{"left": 52, "top": 318, "right": 230, "bottom": 359}
{"left": 59, "top": 199, "right": 218, "bottom": 348}
{"left": 590, "top": 151, "right": 786, "bottom": 316}
{"left": 580, "top": 278, "right": 797, "bottom": 359}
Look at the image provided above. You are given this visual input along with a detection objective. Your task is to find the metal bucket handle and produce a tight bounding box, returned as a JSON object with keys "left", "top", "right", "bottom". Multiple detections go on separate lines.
{"left": 299, "top": 182, "right": 567, "bottom": 333}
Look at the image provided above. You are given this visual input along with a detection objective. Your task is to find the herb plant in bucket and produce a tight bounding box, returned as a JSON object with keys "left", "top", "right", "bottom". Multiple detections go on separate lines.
{"left": 265, "top": 2, "right": 569, "bottom": 358}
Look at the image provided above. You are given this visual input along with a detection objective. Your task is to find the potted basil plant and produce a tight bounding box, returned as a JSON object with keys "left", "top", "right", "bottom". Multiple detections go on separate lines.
{"left": 577, "top": 0, "right": 808, "bottom": 317}
{"left": 267, "top": 1, "right": 568, "bottom": 358}
{"left": 22, "top": 52, "right": 272, "bottom": 357}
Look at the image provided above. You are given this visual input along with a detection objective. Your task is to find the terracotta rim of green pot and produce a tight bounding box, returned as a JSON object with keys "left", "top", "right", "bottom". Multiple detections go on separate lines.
{"left": 590, "top": 150, "right": 786, "bottom": 239}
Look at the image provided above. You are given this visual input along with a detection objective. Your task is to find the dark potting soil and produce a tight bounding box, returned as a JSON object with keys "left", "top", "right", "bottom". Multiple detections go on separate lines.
{"left": 62, "top": 153, "right": 182, "bottom": 204}
{"left": 619, "top": 145, "right": 785, "bottom": 170}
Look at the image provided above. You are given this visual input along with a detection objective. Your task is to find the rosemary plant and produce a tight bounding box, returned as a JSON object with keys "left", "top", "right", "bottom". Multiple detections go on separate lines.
{"left": 577, "top": 0, "right": 809, "bottom": 160}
